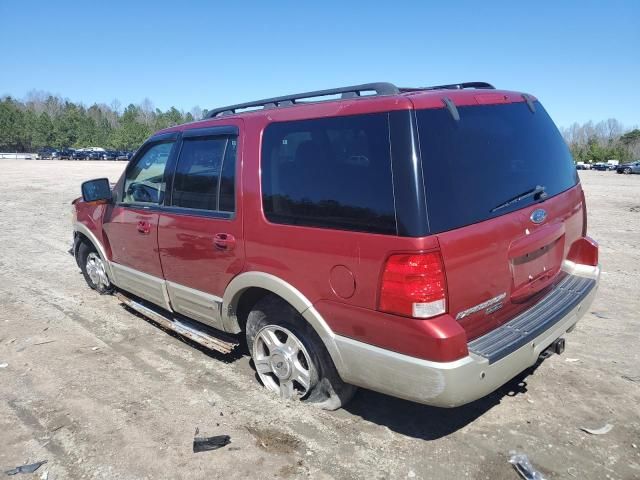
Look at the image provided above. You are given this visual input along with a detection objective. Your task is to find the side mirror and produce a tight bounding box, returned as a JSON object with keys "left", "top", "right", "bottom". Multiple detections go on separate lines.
{"left": 81, "top": 178, "right": 112, "bottom": 203}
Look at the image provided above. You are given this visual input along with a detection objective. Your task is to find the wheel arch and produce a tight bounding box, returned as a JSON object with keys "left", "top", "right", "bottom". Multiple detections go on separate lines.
{"left": 73, "top": 222, "right": 114, "bottom": 281}
{"left": 222, "top": 271, "right": 345, "bottom": 374}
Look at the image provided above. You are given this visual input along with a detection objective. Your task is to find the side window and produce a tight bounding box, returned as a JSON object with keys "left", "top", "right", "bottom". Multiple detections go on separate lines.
{"left": 261, "top": 113, "right": 396, "bottom": 234}
{"left": 123, "top": 141, "right": 174, "bottom": 205}
{"left": 170, "top": 136, "right": 236, "bottom": 212}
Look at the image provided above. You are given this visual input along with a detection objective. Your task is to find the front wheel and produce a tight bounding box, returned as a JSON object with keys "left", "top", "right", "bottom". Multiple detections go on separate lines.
{"left": 78, "top": 242, "right": 112, "bottom": 294}
{"left": 624, "top": 167, "right": 632, "bottom": 174}
{"left": 246, "top": 296, "right": 356, "bottom": 410}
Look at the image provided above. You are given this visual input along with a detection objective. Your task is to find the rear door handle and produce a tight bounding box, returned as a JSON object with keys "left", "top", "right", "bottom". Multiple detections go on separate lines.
{"left": 137, "top": 220, "right": 151, "bottom": 234}
{"left": 213, "top": 233, "right": 236, "bottom": 251}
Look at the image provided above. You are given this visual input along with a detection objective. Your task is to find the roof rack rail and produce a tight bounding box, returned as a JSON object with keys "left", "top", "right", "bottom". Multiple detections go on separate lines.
{"left": 399, "top": 82, "right": 495, "bottom": 92}
{"left": 205, "top": 82, "right": 400, "bottom": 118}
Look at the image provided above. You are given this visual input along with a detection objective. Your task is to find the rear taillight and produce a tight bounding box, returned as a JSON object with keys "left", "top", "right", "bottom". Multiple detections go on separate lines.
{"left": 379, "top": 252, "right": 447, "bottom": 319}
{"left": 568, "top": 236, "right": 599, "bottom": 267}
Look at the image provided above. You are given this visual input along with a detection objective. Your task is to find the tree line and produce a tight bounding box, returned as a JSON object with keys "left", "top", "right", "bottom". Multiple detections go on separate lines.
{"left": 0, "top": 91, "right": 207, "bottom": 152}
{"left": 1, "top": 91, "right": 639, "bottom": 162}
{"left": 560, "top": 119, "right": 639, "bottom": 164}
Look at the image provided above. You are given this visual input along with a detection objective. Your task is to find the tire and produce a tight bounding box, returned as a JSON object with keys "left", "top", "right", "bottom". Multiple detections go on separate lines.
{"left": 246, "top": 295, "right": 356, "bottom": 410}
{"left": 624, "top": 168, "right": 632, "bottom": 174}
{"left": 78, "top": 242, "right": 113, "bottom": 294}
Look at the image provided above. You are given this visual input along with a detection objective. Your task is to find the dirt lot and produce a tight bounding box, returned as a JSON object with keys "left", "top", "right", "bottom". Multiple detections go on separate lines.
{"left": 0, "top": 161, "right": 638, "bottom": 480}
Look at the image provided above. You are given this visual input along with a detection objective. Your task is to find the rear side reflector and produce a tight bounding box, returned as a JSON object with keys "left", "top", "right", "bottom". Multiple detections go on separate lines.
{"left": 379, "top": 252, "right": 448, "bottom": 318}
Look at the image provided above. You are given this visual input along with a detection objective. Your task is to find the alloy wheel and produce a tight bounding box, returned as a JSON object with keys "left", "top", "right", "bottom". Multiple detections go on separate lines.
{"left": 253, "top": 325, "right": 314, "bottom": 400}
{"left": 85, "top": 252, "right": 110, "bottom": 290}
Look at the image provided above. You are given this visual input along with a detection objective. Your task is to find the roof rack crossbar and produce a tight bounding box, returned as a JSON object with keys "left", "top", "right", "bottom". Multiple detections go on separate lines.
{"left": 399, "top": 82, "right": 495, "bottom": 92}
{"left": 205, "top": 82, "right": 400, "bottom": 118}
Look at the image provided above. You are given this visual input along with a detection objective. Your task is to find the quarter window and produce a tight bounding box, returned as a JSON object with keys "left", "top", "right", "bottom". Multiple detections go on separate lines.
{"left": 171, "top": 136, "right": 237, "bottom": 212}
{"left": 261, "top": 113, "right": 397, "bottom": 234}
{"left": 219, "top": 139, "right": 237, "bottom": 212}
{"left": 123, "top": 141, "right": 174, "bottom": 205}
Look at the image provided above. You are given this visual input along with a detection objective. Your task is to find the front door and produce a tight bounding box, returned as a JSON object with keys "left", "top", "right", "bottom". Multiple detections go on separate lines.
{"left": 157, "top": 126, "right": 243, "bottom": 329}
{"left": 103, "top": 138, "right": 177, "bottom": 307}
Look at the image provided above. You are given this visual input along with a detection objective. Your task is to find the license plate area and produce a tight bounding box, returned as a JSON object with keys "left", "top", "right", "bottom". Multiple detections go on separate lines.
{"left": 511, "top": 236, "right": 564, "bottom": 301}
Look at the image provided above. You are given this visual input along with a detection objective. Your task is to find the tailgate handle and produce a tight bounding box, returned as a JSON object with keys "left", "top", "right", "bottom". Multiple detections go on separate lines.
{"left": 509, "top": 223, "right": 564, "bottom": 259}
{"left": 511, "top": 270, "right": 556, "bottom": 302}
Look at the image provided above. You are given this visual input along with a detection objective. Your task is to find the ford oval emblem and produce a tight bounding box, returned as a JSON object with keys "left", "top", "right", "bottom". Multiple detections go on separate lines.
{"left": 530, "top": 208, "right": 547, "bottom": 224}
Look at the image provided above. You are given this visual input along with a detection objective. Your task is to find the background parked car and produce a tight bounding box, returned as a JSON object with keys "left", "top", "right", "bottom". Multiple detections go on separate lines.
{"left": 592, "top": 163, "right": 609, "bottom": 171}
{"left": 576, "top": 163, "right": 590, "bottom": 170}
{"left": 72, "top": 151, "right": 89, "bottom": 160}
{"left": 87, "top": 151, "right": 103, "bottom": 160}
{"left": 616, "top": 160, "right": 640, "bottom": 174}
{"left": 58, "top": 149, "right": 75, "bottom": 160}
{"left": 100, "top": 150, "right": 117, "bottom": 160}
{"left": 37, "top": 147, "right": 56, "bottom": 159}
{"left": 116, "top": 150, "right": 134, "bottom": 161}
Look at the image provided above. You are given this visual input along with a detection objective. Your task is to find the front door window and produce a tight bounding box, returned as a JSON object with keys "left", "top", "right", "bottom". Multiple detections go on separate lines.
{"left": 123, "top": 142, "right": 174, "bottom": 205}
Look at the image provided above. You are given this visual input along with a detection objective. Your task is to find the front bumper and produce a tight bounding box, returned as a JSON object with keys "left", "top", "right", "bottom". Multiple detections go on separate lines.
{"left": 334, "top": 264, "right": 600, "bottom": 407}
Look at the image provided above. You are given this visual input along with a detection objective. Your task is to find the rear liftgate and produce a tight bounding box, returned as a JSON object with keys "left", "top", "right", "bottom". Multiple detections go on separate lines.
{"left": 115, "top": 292, "right": 239, "bottom": 354}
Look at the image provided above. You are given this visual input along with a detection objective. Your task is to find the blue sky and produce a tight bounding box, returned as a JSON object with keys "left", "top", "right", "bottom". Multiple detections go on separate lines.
{"left": 1, "top": 0, "right": 638, "bottom": 128}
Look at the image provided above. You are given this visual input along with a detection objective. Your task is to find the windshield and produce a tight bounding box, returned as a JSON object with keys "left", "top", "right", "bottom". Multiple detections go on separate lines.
{"left": 416, "top": 101, "right": 578, "bottom": 233}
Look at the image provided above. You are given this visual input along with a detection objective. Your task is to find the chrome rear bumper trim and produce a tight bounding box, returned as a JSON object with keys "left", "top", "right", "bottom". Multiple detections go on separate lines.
{"left": 468, "top": 274, "right": 596, "bottom": 364}
{"left": 333, "top": 265, "right": 600, "bottom": 407}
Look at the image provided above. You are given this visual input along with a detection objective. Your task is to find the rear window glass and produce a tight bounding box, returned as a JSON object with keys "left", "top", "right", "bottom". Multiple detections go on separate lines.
{"left": 261, "top": 113, "right": 397, "bottom": 234}
{"left": 416, "top": 102, "right": 578, "bottom": 233}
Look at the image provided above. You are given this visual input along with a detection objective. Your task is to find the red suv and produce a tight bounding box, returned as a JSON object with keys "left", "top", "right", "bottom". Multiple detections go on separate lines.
{"left": 72, "top": 82, "right": 600, "bottom": 410}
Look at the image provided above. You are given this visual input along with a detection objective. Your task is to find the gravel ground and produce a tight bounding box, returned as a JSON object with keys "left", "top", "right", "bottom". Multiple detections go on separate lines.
{"left": 0, "top": 161, "right": 638, "bottom": 480}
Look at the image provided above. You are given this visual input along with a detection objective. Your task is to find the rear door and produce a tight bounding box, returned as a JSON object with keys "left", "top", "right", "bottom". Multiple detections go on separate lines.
{"left": 102, "top": 136, "right": 177, "bottom": 307}
{"left": 415, "top": 100, "right": 584, "bottom": 340}
{"left": 157, "top": 125, "right": 243, "bottom": 330}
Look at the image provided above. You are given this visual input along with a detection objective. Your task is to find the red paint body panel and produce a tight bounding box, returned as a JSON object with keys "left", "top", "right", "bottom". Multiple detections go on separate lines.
{"left": 157, "top": 212, "right": 244, "bottom": 296}
{"left": 156, "top": 118, "right": 245, "bottom": 297}
{"left": 315, "top": 300, "right": 468, "bottom": 362}
{"left": 75, "top": 86, "right": 591, "bottom": 364}
{"left": 102, "top": 206, "right": 163, "bottom": 277}
{"left": 567, "top": 236, "right": 599, "bottom": 266}
{"left": 437, "top": 185, "right": 585, "bottom": 341}
{"left": 241, "top": 112, "right": 440, "bottom": 311}
{"left": 406, "top": 89, "right": 530, "bottom": 110}
{"left": 75, "top": 201, "right": 109, "bottom": 252}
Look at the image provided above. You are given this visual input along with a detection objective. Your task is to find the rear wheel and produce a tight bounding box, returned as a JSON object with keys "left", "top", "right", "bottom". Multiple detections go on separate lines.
{"left": 78, "top": 242, "right": 112, "bottom": 294}
{"left": 253, "top": 324, "right": 317, "bottom": 400}
{"left": 246, "top": 296, "right": 356, "bottom": 410}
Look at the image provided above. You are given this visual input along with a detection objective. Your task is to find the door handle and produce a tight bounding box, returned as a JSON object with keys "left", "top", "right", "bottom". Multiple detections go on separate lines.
{"left": 137, "top": 220, "right": 151, "bottom": 234}
{"left": 213, "top": 233, "right": 236, "bottom": 251}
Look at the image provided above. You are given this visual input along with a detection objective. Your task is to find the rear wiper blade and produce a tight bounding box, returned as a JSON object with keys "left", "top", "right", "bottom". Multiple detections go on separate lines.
{"left": 491, "top": 185, "right": 548, "bottom": 213}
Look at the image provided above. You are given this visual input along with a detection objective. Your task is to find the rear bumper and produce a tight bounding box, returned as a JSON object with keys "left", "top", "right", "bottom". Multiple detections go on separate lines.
{"left": 334, "top": 264, "right": 600, "bottom": 407}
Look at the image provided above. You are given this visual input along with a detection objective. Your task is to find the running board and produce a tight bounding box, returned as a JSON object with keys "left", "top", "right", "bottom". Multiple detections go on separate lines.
{"left": 115, "top": 292, "right": 239, "bottom": 354}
